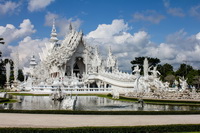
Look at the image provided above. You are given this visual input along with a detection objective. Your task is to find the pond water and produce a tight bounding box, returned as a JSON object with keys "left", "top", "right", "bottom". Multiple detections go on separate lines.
{"left": 0, "top": 95, "right": 200, "bottom": 111}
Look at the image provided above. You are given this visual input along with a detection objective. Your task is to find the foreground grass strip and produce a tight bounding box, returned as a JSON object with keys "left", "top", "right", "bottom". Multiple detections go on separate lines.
{"left": 0, "top": 124, "right": 199, "bottom": 133}
{"left": 0, "top": 98, "right": 9, "bottom": 103}
{"left": 99, "top": 94, "right": 200, "bottom": 106}
{"left": 0, "top": 110, "right": 200, "bottom": 115}
{"left": 119, "top": 96, "right": 200, "bottom": 105}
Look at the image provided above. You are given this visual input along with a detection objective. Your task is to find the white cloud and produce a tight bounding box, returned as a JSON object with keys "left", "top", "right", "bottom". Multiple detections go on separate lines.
{"left": 28, "top": 0, "right": 54, "bottom": 12}
{"left": 0, "top": 1, "right": 21, "bottom": 15}
{"left": 85, "top": 19, "right": 200, "bottom": 71}
{"left": 85, "top": 19, "right": 151, "bottom": 71}
{"left": 45, "top": 12, "right": 82, "bottom": 37}
{"left": 196, "top": 32, "right": 200, "bottom": 40}
{"left": 132, "top": 10, "right": 165, "bottom": 24}
{"left": 190, "top": 5, "right": 200, "bottom": 19}
{"left": 10, "top": 36, "right": 49, "bottom": 67}
{"left": 163, "top": 0, "right": 185, "bottom": 17}
{"left": 87, "top": 19, "right": 129, "bottom": 38}
{"left": 154, "top": 31, "right": 200, "bottom": 67}
{"left": 0, "top": 19, "right": 36, "bottom": 45}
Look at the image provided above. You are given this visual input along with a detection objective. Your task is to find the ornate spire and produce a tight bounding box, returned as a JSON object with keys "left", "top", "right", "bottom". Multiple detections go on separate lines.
{"left": 69, "top": 23, "right": 72, "bottom": 31}
{"left": 30, "top": 54, "right": 37, "bottom": 68}
{"left": 108, "top": 46, "right": 112, "bottom": 56}
{"left": 50, "top": 18, "right": 58, "bottom": 43}
{"left": 107, "top": 46, "right": 116, "bottom": 68}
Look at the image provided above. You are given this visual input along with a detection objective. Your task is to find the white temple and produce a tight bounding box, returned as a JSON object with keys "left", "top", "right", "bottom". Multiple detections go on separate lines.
{"left": 21, "top": 21, "right": 134, "bottom": 93}
{"left": 20, "top": 20, "right": 196, "bottom": 98}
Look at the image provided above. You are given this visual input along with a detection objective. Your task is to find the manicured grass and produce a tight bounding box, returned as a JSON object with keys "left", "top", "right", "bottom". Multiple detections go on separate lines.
{"left": 119, "top": 96, "right": 200, "bottom": 106}
{"left": 0, "top": 124, "right": 199, "bottom": 133}
{"left": 101, "top": 94, "right": 200, "bottom": 106}
{"left": 0, "top": 97, "right": 18, "bottom": 104}
{"left": 0, "top": 97, "right": 9, "bottom": 103}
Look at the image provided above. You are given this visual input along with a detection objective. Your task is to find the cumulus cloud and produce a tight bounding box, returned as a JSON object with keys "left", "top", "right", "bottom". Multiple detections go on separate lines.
{"left": 85, "top": 19, "right": 200, "bottom": 71}
{"left": 0, "top": 19, "right": 39, "bottom": 68}
{"left": 28, "top": 0, "right": 54, "bottom": 12}
{"left": 85, "top": 19, "right": 152, "bottom": 71}
{"left": 45, "top": 12, "right": 82, "bottom": 37}
{"left": 132, "top": 10, "right": 165, "bottom": 24}
{"left": 0, "top": 1, "right": 21, "bottom": 15}
{"left": 163, "top": 0, "right": 185, "bottom": 17}
{"left": 148, "top": 30, "right": 200, "bottom": 68}
{"left": 0, "top": 19, "right": 36, "bottom": 44}
{"left": 10, "top": 36, "right": 49, "bottom": 67}
{"left": 87, "top": 19, "right": 129, "bottom": 38}
{"left": 190, "top": 5, "right": 200, "bottom": 19}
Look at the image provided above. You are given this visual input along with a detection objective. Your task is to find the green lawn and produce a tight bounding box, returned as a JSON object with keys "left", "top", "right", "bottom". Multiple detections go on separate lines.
{"left": 0, "top": 124, "right": 199, "bottom": 133}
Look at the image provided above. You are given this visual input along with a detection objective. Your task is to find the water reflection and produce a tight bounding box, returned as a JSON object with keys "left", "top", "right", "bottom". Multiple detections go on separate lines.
{"left": 0, "top": 96, "right": 200, "bottom": 111}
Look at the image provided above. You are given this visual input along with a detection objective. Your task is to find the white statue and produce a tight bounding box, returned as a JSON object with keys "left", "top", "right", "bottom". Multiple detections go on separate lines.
{"left": 150, "top": 66, "right": 160, "bottom": 78}
{"left": 5, "top": 62, "right": 11, "bottom": 90}
{"left": 164, "top": 82, "right": 170, "bottom": 89}
{"left": 143, "top": 58, "right": 149, "bottom": 78}
{"left": 174, "top": 80, "right": 179, "bottom": 90}
{"left": 179, "top": 77, "right": 188, "bottom": 91}
{"left": 133, "top": 65, "right": 141, "bottom": 78}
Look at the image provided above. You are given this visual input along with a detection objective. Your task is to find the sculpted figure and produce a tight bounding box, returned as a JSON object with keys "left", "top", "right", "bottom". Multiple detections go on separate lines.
{"left": 179, "top": 77, "right": 188, "bottom": 91}
{"left": 133, "top": 65, "right": 141, "bottom": 78}
{"left": 151, "top": 66, "right": 160, "bottom": 78}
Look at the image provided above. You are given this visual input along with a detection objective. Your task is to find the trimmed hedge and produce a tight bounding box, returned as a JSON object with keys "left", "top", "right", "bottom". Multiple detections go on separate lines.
{"left": 119, "top": 96, "right": 200, "bottom": 105}
{"left": 0, "top": 124, "right": 199, "bottom": 133}
{"left": 0, "top": 98, "right": 9, "bottom": 103}
{"left": 100, "top": 94, "right": 200, "bottom": 106}
{"left": 1, "top": 109, "right": 200, "bottom": 115}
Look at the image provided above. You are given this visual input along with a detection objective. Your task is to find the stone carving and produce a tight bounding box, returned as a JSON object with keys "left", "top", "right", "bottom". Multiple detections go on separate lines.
{"left": 5, "top": 62, "right": 10, "bottom": 90}
{"left": 179, "top": 77, "right": 188, "bottom": 91}
{"left": 133, "top": 65, "right": 140, "bottom": 78}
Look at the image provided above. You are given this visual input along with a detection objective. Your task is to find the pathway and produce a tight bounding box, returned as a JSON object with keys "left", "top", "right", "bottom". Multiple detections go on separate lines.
{"left": 0, "top": 113, "right": 200, "bottom": 128}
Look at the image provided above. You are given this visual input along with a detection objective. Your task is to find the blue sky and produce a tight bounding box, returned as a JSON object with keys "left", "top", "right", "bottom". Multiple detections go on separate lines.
{"left": 1, "top": 0, "right": 200, "bottom": 71}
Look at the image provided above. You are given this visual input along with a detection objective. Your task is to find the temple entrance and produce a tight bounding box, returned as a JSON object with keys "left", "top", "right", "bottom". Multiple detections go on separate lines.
{"left": 73, "top": 57, "right": 85, "bottom": 77}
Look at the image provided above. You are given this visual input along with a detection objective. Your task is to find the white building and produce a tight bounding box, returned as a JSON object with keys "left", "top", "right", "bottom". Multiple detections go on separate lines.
{"left": 21, "top": 21, "right": 168, "bottom": 95}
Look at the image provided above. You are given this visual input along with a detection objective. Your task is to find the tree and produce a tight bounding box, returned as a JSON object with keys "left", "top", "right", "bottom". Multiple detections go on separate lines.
{"left": 164, "top": 74, "right": 176, "bottom": 86}
{"left": 187, "top": 69, "right": 199, "bottom": 85}
{"left": 0, "top": 58, "right": 13, "bottom": 88}
{"left": 131, "top": 56, "right": 160, "bottom": 74}
{"left": 193, "top": 76, "right": 200, "bottom": 89}
{"left": 157, "top": 63, "right": 174, "bottom": 81}
{"left": 18, "top": 69, "right": 24, "bottom": 82}
{"left": 175, "top": 64, "right": 193, "bottom": 78}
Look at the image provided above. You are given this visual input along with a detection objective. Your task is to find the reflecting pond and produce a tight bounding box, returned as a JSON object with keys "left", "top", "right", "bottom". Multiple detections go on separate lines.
{"left": 0, "top": 95, "right": 200, "bottom": 111}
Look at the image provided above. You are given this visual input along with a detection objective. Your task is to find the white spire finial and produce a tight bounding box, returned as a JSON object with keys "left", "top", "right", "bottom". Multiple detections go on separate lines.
{"left": 69, "top": 23, "right": 72, "bottom": 31}
{"left": 108, "top": 45, "right": 112, "bottom": 55}
{"left": 50, "top": 18, "right": 58, "bottom": 43}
